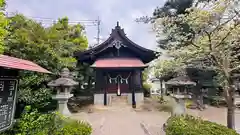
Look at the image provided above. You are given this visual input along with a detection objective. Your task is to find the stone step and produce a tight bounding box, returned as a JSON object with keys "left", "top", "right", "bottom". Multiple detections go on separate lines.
{"left": 110, "top": 95, "right": 128, "bottom": 106}
{"left": 111, "top": 96, "right": 127, "bottom": 101}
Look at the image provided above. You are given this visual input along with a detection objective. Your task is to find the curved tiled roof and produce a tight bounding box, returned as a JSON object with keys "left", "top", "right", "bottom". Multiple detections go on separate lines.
{"left": 74, "top": 22, "right": 157, "bottom": 64}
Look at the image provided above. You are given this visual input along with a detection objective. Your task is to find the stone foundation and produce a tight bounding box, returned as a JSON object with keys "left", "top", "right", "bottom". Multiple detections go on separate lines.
{"left": 94, "top": 94, "right": 104, "bottom": 105}
{"left": 134, "top": 92, "right": 144, "bottom": 104}
{"left": 93, "top": 92, "right": 144, "bottom": 106}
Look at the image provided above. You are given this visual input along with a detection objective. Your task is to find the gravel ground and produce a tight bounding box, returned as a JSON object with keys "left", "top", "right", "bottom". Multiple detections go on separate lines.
{"left": 71, "top": 105, "right": 169, "bottom": 135}
{"left": 70, "top": 105, "right": 240, "bottom": 135}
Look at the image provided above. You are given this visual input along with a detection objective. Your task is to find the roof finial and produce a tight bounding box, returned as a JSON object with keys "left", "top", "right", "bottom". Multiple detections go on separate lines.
{"left": 117, "top": 21, "right": 119, "bottom": 27}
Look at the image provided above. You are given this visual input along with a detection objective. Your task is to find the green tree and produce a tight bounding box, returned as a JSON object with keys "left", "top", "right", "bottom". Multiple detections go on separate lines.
{"left": 0, "top": 0, "right": 8, "bottom": 53}
{"left": 137, "top": 0, "right": 210, "bottom": 49}
{"left": 153, "top": 59, "right": 184, "bottom": 80}
{"left": 152, "top": 59, "right": 184, "bottom": 97}
{"left": 4, "top": 14, "right": 88, "bottom": 113}
{"left": 142, "top": 69, "right": 152, "bottom": 97}
{"left": 153, "top": 0, "right": 240, "bottom": 129}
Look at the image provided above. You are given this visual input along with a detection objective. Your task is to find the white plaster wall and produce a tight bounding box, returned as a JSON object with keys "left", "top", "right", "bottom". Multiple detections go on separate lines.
{"left": 127, "top": 93, "right": 132, "bottom": 104}
{"left": 127, "top": 93, "right": 144, "bottom": 104}
{"left": 134, "top": 93, "right": 144, "bottom": 104}
{"left": 94, "top": 94, "right": 104, "bottom": 105}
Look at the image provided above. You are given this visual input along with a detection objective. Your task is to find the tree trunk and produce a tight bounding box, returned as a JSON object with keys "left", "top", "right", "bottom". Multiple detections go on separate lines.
{"left": 199, "top": 88, "right": 204, "bottom": 110}
{"left": 87, "top": 76, "right": 91, "bottom": 89}
{"left": 160, "top": 79, "right": 164, "bottom": 103}
{"left": 227, "top": 103, "right": 235, "bottom": 129}
{"left": 226, "top": 86, "right": 235, "bottom": 129}
{"left": 225, "top": 82, "right": 235, "bottom": 129}
{"left": 160, "top": 79, "right": 163, "bottom": 96}
{"left": 225, "top": 74, "right": 236, "bottom": 129}
{"left": 195, "top": 83, "right": 204, "bottom": 110}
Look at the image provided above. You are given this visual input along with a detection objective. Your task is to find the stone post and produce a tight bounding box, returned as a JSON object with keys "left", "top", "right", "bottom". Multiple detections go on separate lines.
{"left": 48, "top": 68, "right": 78, "bottom": 116}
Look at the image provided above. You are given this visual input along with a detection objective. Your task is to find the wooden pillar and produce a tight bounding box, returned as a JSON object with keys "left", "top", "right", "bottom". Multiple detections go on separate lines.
{"left": 139, "top": 70, "right": 143, "bottom": 90}
{"left": 104, "top": 90, "right": 107, "bottom": 105}
{"left": 133, "top": 70, "right": 140, "bottom": 91}
{"left": 95, "top": 69, "right": 100, "bottom": 93}
{"left": 103, "top": 71, "right": 107, "bottom": 106}
{"left": 132, "top": 89, "right": 136, "bottom": 108}
{"left": 132, "top": 71, "right": 136, "bottom": 108}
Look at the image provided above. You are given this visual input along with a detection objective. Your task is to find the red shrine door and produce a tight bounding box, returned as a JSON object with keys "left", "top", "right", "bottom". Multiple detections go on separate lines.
{"left": 106, "top": 71, "right": 131, "bottom": 95}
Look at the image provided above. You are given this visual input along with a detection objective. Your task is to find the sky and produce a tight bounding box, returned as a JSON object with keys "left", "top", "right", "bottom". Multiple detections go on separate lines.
{"left": 5, "top": 0, "right": 166, "bottom": 50}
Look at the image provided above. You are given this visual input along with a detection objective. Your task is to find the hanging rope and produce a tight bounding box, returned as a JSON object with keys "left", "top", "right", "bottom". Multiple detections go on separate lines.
{"left": 107, "top": 72, "right": 131, "bottom": 84}
{"left": 120, "top": 72, "right": 131, "bottom": 84}
{"left": 107, "top": 74, "right": 118, "bottom": 83}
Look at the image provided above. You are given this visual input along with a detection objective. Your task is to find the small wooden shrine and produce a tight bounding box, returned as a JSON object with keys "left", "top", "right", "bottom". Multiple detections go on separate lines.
{"left": 74, "top": 22, "right": 156, "bottom": 107}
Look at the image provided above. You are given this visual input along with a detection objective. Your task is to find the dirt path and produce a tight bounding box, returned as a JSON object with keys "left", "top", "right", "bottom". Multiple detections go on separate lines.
{"left": 70, "top": 105, "right": 240, "bottom": 135}
{"left": 71, "top": 106, "right": 169, "bottom": 135}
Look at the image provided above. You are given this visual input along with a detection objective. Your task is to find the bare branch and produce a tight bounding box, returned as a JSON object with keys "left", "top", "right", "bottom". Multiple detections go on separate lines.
{"left": 233, "top": 9, "right": 240, "bottom": 17}
{"left": 210, "top": 54, "right": 222, "bottom": 68}
{"left": 203, "top": 29, "right": 212, "bottom": 50}
{"left": 211, "top": 13, "right": 239, "bottom": 33}
{"left": 215, "top": 25, "right": 236, "bottom": 48}
{"left": 230, "top": 65, "right": 240, "bottom": 72}
{"left": 187, "top": 40, "right": 200, "bottom": 48}
{"left": 203, "top": 30, "right": 211, "bottom": 41}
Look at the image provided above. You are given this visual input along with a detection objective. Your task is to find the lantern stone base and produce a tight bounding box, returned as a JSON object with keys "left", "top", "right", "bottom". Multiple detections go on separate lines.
{"left": 52, "top": 94, "right": 73, "bottom": 116}
{"left": 57, "top": 100, "right": 71, "bottom": 116}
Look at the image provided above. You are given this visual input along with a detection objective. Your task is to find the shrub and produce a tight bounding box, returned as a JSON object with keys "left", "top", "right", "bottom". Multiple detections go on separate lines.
{"left": 0, "top": 106, "right": 92, "bottom": 135}
{"left": 185, "top": 99, "right": 196, "bottom": 109}
{"left": 143, "top": 82, "right": 151, "bottom": 97}
{"left": 56, "top": 119, "right": 92, "bottom": 135}
{"left": 165, "top": 115, "right": 239, "bottom": 135}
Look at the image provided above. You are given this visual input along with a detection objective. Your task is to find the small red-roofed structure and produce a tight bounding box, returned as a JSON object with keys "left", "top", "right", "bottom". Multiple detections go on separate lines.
{"left": 0, "top": 54, "right": 51, "bottom": 132}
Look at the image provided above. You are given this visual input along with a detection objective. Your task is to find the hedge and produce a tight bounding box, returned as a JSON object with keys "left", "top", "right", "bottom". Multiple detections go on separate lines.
{"left": 0, "top": 106, "right": 92, "bottom": 135}
{"left": 165, "top": 115, "right": 239, "bottom": 135}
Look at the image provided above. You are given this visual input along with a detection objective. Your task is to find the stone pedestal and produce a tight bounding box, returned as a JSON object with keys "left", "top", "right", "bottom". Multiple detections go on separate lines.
{"left": 52, "top": 93, "right": 73, "bottom": 116}
{"left": 57, "top": 100, "right": 71, "bottom": 116}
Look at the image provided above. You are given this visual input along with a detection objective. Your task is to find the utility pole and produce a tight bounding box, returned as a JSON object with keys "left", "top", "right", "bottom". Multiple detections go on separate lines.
{"left": 92, "top": 16, "right": 103, "bottom": 48}
{"left": 97, "top": 16, "right": 101, "bottom": 45}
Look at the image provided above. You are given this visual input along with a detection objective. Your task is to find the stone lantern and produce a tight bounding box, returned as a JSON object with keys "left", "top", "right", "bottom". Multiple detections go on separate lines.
{"left": 48, "top": 68, "right": 78, "bottom": 116}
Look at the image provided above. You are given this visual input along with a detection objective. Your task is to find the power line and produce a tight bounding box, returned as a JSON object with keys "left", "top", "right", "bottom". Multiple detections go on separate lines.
{"left": 6, "top": 12, "right": 99, "bottom": 25}
{"left": 6, "top": 11, "right": 102, "bottom": 46}
{"left": 6, "top": 11, "right": 98, "bottom": 22}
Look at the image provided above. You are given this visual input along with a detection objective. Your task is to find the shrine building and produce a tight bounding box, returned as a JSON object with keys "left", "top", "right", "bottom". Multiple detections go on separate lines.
{"left": 74, "top": 22, "right": 157, "bottom": 108}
